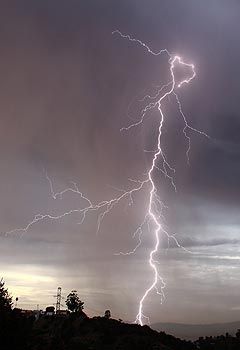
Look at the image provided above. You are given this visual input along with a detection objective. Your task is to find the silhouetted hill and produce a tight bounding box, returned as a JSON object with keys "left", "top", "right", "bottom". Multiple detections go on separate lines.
{"left": 3, "top": 308, "right": 240, "bottom": 349}
{"left": 29, "top": 316, "right": 195, "bottom": 350}
{"left": 151, "top": 321, "right": 240, "bottom": 340}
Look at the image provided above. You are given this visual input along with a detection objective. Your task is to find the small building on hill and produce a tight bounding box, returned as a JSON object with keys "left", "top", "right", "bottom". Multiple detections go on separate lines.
{"left": 45, "top": 306, "right": 55, "bottom": 316}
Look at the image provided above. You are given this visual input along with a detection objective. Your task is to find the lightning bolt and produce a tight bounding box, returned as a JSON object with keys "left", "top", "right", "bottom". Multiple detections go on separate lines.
{"left": 3, "top": 30, "right": 209, "bottom": 326}
{"left": 112, "top": 30, "right": 209, "bottom": 325}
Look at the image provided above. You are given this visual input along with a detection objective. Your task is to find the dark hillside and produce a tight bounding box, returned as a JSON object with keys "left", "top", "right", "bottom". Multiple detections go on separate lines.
{"left": 152, "top": 321, "right": 240, "bottom": 340}
{"left": 29, "top": 315, "right": 195, "bottom": 350}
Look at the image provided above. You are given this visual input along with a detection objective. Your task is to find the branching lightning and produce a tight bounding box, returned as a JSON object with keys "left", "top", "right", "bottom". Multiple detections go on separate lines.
{"left": 113, "top": 30, "right": 209, "bottom": 325}
{"left": 3, "top": 30, "right": 209, "bottom": 325}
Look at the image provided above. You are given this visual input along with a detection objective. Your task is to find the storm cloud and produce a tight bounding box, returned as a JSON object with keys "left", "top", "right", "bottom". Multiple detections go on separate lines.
{"left": 0, "top": 0, "right": 240, "bottom": 324}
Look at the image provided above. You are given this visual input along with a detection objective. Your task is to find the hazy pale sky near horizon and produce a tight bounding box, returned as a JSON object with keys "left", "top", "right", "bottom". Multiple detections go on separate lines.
{"left": 1, "top": 0, "right": 240, "bottom": 324}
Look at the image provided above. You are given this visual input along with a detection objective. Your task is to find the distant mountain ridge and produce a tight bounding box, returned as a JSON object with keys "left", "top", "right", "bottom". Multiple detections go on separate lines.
{"left": 151, "top": 321, "right": 240, "bottom": 340}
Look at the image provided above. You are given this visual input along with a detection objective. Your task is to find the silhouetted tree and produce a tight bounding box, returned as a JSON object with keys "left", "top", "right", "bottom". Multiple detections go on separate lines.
{"left": 0, "top": 278, "right": 12, "bottom": 313}
{"left": 0, "top": 279, "right": 35, "bottom": 349}
{"left": 104, "top": 309, "right": 111, "bottom": 319}
{"left": 65, "top": 290, "right": 84, "bottom": 312}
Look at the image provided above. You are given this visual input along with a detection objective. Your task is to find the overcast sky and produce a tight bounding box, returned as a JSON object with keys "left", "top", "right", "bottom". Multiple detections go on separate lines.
{"left": 0, "top": 0, "right": 240, "bottom": 324}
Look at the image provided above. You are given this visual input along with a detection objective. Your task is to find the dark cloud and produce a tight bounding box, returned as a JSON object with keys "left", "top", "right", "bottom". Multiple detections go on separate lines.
{"left": 0, "top": 0, "right": 240, "bottom": 324}
{"left": 161, "top": 237, "right": 240, "bottom": 249}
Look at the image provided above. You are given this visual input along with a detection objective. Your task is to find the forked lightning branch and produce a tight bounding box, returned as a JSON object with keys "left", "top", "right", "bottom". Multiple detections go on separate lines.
{"left": 4, "top": 31, "right": 209, "bottom": 325}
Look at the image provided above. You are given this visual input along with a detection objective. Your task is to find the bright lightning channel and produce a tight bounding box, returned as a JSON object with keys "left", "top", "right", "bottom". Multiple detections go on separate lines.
{"left": 3, "top": 30, "right": 209, "bottom": 326}
{"left": 113, "top": 30, "right": 209, "bottom": 325}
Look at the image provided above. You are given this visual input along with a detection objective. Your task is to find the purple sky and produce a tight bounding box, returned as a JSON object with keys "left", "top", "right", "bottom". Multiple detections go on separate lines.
{"left": 0, "top": 0, "right": 240, "bottom": 324}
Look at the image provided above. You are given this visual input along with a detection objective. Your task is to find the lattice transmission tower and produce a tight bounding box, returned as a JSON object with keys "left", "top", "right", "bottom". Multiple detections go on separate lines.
{"left": 55, "top": 287, "right": 62, "bottom": 312}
